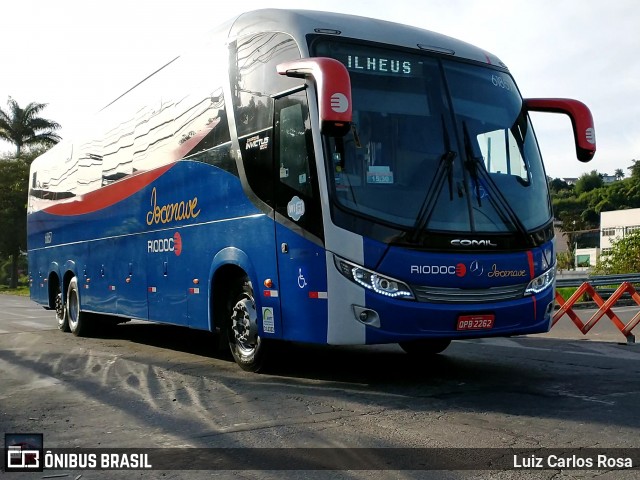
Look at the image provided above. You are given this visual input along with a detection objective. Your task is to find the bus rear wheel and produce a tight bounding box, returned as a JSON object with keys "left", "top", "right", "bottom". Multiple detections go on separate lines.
{"left": 67, "top": 277, "right": 91, "bottom": 337}
{"left": 227, "top": 281, "right": 268, "bottom": 372}
{"left": 399, "top": 338, "right": 451, "bottom": 356}
{"left": 55, "top": 286, "right": 69, "bottom": 332}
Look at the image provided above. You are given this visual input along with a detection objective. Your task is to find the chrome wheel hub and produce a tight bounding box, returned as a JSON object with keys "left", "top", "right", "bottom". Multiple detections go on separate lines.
{"left": 231, "top": 297, "right": 258, "bottom": 354}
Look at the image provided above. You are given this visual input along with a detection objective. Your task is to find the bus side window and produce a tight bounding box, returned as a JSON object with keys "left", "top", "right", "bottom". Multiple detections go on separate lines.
{"left": 274, "top": 92, "right": 322, "bottom": 239}
{"left": 478, "top": 128, "right": 528, "bottom": 182}
{"left": 230, "top": 32, "right": 303, "bottom": 207}
{"left": 278, "top": 102, "right": 312, "bottom": 197}
{"left": 231, "top": 33, "right": 301, "bottom": 138}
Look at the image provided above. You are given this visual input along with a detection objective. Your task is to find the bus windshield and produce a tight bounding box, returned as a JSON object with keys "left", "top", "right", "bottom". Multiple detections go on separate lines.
{"left": 314, "top": 39, "right": 551, "bottom": 236}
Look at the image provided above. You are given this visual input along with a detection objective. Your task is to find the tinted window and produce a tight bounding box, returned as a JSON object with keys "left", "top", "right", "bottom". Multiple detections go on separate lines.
{"left": 231, "top": 33, "right": 303, "bottom": 206}
{"left": 231, "top": 33, "right": 302, "bottom": 137}
{"left": 275, "top": 92, "right": 322, "bottom": 239}
{"left": 314, "top": 38, "right": 552, "bottom": 237}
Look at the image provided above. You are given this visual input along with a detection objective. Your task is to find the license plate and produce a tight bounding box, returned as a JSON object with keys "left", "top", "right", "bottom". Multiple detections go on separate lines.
{"left": 456, "top": 314, "right": 495, "bottom": 331}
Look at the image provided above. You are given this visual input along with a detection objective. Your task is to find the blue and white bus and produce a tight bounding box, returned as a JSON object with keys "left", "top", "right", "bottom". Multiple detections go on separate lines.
{"left": 27, "top": 9, "right": 596, "bottom": 371}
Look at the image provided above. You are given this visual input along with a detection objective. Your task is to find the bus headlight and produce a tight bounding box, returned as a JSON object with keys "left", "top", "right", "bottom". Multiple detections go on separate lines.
{"left": 524, "top": 265, "right": 556, "bottom": 295}
{"left": 334, "top": 256, "right": 414, "bottom": 299}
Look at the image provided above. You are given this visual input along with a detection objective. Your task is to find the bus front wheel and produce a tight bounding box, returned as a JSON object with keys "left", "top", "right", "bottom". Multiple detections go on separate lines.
{"left": 399, "top": 338, "right": 451, "bottom": 356}
{"left": 227, "top": 281, "right": 268, "bottom": 372}
{"left": 67, "top": 277, "right": 91, "bottom": 337}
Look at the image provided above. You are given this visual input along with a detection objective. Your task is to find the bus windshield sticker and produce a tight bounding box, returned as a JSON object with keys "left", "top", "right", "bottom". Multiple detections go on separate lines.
{"left": 366, "top": 166, "right": 394, "bottom": 184}
{"left": 287, "top": 196, "right": 305, "bottom": 221}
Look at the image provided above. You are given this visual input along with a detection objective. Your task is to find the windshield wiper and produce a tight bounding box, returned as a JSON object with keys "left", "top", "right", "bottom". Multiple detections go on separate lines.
{"left": 463, "top": 126, "right": 483, "bottom": 208}
{"left": 409, "top": 117, "right": 457, "bottom": 243}
{"left": 462, "top": 122, "right": 532, "bottom": 245}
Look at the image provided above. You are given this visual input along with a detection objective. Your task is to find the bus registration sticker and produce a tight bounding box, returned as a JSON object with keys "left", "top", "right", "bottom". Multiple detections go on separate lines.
{"left": 456, "top": 314, "right": 494, "bottom": 331}
{"left": 262, "top": 307, "right": 275, "bottom": 334}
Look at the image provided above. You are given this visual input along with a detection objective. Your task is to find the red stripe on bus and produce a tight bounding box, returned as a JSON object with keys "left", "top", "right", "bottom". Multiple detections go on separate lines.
{"left": 43, "top": 163, "right": 175, "bottom": 216}
{"left": 526, "top": 251, "right": 535, "bottom": 279}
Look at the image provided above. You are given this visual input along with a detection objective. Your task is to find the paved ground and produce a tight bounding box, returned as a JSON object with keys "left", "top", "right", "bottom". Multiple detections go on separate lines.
{"left": 1, "top": 294, "right": 639, "bottom": 480}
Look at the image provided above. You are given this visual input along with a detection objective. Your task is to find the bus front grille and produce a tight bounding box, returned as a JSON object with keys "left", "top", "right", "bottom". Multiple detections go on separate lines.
{"left": 411, "top": 283, "right": 528, "bottom": 303}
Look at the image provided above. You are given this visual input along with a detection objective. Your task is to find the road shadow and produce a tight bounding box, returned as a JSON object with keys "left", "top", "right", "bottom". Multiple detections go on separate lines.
{"left": 94, "top": 320, "right": 223, "bottom": 359}
{"left": 94, "top": 321, "right": 528, "bottom": 385}
{"left": 4, "top": 317, "right": 639, "bottom": 443}
{"left": 89, "top": 321, "right": 640, "bottom": 430}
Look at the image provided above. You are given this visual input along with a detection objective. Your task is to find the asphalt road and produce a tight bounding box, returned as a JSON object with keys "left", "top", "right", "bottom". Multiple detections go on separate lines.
{"left": 1, "top": 294, "right": 640, "bottom": 479}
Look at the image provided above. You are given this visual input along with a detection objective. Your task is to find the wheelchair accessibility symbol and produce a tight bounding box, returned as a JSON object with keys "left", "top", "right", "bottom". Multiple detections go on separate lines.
{"left": 297, "top": 268, "right": 307, "bottom": 289}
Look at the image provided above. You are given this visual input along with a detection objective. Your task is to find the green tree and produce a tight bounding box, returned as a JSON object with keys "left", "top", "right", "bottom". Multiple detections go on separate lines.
{"left": 551, "top": 165, "right": 640, "bottom": 249}
{"left": 0, "top": 97, "right": 61, "bottom": 156}
{"left": 593, "top": 230, "right": 640, "bottom": 275}
{"left": 0, "top": 147, "right": 48, "bottom": 288}
{"left": 556, "top": 251, "right": 575, "bottom": 272}
{"left": 629, "top": 159, "right": 640, "bottom": 180}
{"left": 548, "top": 177, "right": 572, "bottom": 194}
{"left": 574, "top": 170, "right": 603, "bottom": 194}
{"left": 552, "top": 194, "right": 594, "bottom": 253}
{"left": 614, "top": 168, "right": 625, "bottom": 180}
{"left": 0, "top": 157, "right": 30, "bottom": 288}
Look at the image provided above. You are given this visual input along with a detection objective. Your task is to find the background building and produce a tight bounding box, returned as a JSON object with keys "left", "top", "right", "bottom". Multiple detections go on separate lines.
{"left": 600, "top": 208, "right": 640, "bottom": 256}
{"left": 573, "top": 207, "right": 640, "bottom": 270}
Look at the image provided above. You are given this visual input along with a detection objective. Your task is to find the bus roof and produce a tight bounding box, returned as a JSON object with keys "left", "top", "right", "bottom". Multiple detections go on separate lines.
{"left": 228, "top": 9, "right": 506, "bottom": 68}
{"left": 31, "top": 8, "right": 509, "bottom": 173}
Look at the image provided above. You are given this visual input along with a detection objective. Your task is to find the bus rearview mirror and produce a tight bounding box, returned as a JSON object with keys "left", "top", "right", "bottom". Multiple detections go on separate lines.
{"left": 277, "top": 57, "right": 352, "bottom": 137}
{"left": 525, "top": 98, "right": 596, "bottom": 162}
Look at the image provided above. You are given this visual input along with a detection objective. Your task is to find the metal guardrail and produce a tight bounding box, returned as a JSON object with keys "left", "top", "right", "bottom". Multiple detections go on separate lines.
{"left": 553, "top": 273, "right": 640, "bottom": 344}
{"left": 556, "top": 273, "right": 640, "bottom": 288}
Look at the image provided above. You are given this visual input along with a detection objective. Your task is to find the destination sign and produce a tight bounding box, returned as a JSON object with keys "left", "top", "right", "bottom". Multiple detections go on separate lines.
{"left": 314, "top": 41, "right": 420, "bottom": 78}
{"left": 344, "top": 55, "right": 413, "bottom": 76}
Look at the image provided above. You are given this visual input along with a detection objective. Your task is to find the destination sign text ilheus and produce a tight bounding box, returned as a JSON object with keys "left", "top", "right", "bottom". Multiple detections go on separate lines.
{"left": 344, "top": 55, "right": 413, "bottom": 76}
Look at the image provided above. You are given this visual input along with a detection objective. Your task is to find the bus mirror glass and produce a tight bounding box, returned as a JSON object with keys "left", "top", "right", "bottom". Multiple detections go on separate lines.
{"left": 277, "top": 57, "right": 352, "bottom": 137}
{"left": 524, "top": 98, "right": 596, "bottom": 162}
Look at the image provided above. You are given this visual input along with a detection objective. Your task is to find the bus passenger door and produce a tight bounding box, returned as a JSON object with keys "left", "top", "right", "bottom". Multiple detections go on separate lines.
{"left": 273, "top": 92, "right": 328, "bottom": 343}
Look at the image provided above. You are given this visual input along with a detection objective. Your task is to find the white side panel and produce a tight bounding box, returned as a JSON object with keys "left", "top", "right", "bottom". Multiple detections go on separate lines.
{"left": 325, "top": 241, "right": 366, "bottom": 345}
{"left": 305, "top": 79, "right": 366, "bottom": 345}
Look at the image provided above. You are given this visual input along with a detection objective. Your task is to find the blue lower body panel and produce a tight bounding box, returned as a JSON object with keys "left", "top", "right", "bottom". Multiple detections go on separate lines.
{"left": 363, "top": 287, "right": 554, "bottom": 344}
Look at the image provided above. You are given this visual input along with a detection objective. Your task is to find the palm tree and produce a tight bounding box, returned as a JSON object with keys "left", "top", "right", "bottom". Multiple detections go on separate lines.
{"left": 614, "top": 168, "right": 625, "bottom": 181}
{"left": 0, "top": 97, "right": 61, "bottom": 157}
{"left": 630, "top": 159, "right": 640, "bottom": 179}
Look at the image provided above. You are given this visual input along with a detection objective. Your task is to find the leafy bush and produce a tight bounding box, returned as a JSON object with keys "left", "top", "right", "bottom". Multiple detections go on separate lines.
{"left": 592, "top": 229, "right": 640, "bottom": 275}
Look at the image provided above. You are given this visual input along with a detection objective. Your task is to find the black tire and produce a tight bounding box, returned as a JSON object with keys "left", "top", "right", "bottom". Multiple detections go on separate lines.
{"left": 67, "top": 276, "right": 92, "bottom": 337}
{"left": 399, "top": 338, "right": 451, "bottom": 356}
{"left": 55, "top": 285, "right": 69, "bottom": 332}
{"left": 227, "top": 280, "right": 268, "bottom": 372}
